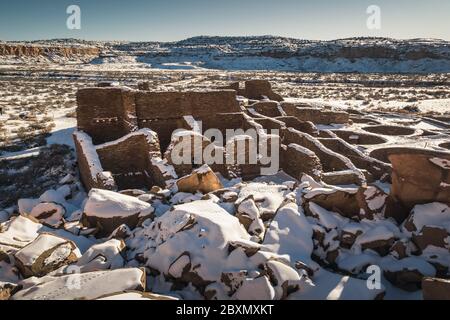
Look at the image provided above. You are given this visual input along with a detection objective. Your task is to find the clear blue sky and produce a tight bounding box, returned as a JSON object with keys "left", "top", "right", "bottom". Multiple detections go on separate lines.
{"left": 0, "top": 0, "right": 449, "bottom": 41}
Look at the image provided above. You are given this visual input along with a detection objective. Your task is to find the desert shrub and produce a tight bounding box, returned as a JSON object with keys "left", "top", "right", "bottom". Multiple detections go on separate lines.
{"left": 25, "top": 114, "right": 38, "bottom": 122}
{"left": 16, "top": 126, "right": 31, "bottom": 141}
{"left": 65, "top": 109, "right": 77, "bottom": 118}
{"left": 8, "top": 114, "right": 20, "bottom": 120}
{"left": 0, "top": 127, "right": 9, "bottom": 145}
{"left": 29, "top": 122, "right": 47, "bottom": 131}
{"left": 41, "top": 122, "right": 55, "bottom": 134}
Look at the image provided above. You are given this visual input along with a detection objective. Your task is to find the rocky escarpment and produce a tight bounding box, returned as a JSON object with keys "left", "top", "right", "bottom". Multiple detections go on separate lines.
{"left": 3, "top": 36, "right": 450, "bottom": 72}
{"left": 107, "top": 36, "right": 450, "bottom": 73}
{"left": 0, "top": 43, "right": 100, "bottom": 60}
{"left": 115, "top": 36, "right": 450, "bottom": 61}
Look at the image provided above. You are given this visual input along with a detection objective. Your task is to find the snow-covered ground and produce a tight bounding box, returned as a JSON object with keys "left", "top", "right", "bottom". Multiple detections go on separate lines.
{"left": 0, "top": 63, "right": 449, "bottom": 300}
{"left": 1, "top": 174, "right": 448, "bottom": 300}
{"left": 45, "top": 108, "right": 76, "bottom": 148}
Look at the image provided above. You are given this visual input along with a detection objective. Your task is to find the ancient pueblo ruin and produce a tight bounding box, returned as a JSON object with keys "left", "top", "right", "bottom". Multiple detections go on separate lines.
{"left": 1, "top": 37, "right": 450, "bottom": 301}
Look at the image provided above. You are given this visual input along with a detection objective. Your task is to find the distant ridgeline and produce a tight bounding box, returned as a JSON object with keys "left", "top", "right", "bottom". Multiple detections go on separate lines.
{"left": 0, "top": 43, "right": 100, "bottom": 58}
{"left": 2, "top": 36, "right": 450, "bottom": 72}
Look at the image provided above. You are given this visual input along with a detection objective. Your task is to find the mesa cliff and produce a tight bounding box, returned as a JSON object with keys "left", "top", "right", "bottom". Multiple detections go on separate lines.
{"left": 0, "top": 43, "right": 100, "bottom": 59}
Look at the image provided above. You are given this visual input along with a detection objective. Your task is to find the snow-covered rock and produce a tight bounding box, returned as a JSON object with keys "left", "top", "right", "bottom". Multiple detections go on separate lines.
{"left": 82, "top": 189, "right": 154, "bottom": 237}
{"left": 29, "top": 202, "right": 65, "bottom": 228}
{"left": 305, "top": 185, "right": 388, "bottom": 220}
{"left": 14, "top": 233, "right": 79, "bottom": 277}
{"left": 11, "top": 268, "right": 146, "bottom": 300}
{"left": 381, "top": 256, "right": 436, "bottom": 292}
{"left": 0, "top": 216, "right": 43, "bottom": 253}
{"left": 0, "top": 214, "right": 95, "bottom": 256}
{"left": 403, "top": 202, "right": 450, "bottom": 251}
{"left": 354, "top": 225, "right": 395, "bottom": 256}
{"left": 53, "top": 239, "right": 126, "bottom": 274}
{"left": 232, "top": 276, "right": 276, "bottom": 300}
{"left": 236, "top": 197, "right": 265, "bottom": 238}
{"left": 263, "top": 202, "right": 315, "bottom": 269}
{"left": 97, "top": 291, "right": 179, "bottom": 300}
{"left": 136, "top": 200, "right": 251, "bottom": 291}
{"left": 236, "top": 183, "right": 290, "bottom": 219}
{"left": 288, "top": 268, "right": 385, "bottom": 300}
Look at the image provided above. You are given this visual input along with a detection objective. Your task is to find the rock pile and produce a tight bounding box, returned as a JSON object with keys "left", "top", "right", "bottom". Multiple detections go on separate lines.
{"left": 1, "top": 155, "right": 449, "bottom": 300}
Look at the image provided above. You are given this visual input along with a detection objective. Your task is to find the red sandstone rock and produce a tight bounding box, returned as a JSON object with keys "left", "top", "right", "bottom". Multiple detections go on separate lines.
{"left": 176, "top": 165, "right": 224, "bottom": 194}
{"left": 382, "top": 257, "right": 436, "bottom": 292}
{"left": 389, "top": 239, "right": 418, "bottom": 259}
{"left": 384, "top": 269, "right": 426, "bottom": 292}
{"left": 388, "top": 149, "right": 450, "bottom": 211}
{"left": 340, "top": 230, "right": 363, "bottom": 249}
{"left": 412, "top": 226, "right": 449, "bottom": 252}
{"left": 0, "top": 282, "right": 18, "bottom": 300}
{"left": 249, "top": 101, "right": 283, "bottom": 117}
{"left": 321, "top": 171, "right": 364, "bottom": 186}
{"left": 305, "top": 186, "right": 387, "bottom": 220}
{"left": 402, "top": 202, "right": 450, "bottom": 252}
{"left": 244, "top": 80, "right": 284, "bottom": 102}
{"left": 422, "top": 277, "right": 450, "bottom": 300}
{"left": 281, "top": 143, "right": 322, "bottom": 181}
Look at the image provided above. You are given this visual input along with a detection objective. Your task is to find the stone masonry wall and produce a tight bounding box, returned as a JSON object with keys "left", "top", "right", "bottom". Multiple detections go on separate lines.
{"left": 96, "top": 132, "right": 162, "bottom": 190}
{"left": 135, "top": 90, "right": 241, "bottom": 120}
{"left": 77, "top": 88, "right": 241, "bottom": 150}
{"left": 73, "top": 133, "right": 117, "bottom": 191}
{"left": 282, "top": 104, "right": 349, "bottom": 125}
{"left": 76, "top": 88, "right": 137, "bottom": 144}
